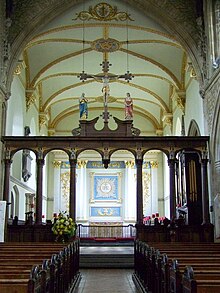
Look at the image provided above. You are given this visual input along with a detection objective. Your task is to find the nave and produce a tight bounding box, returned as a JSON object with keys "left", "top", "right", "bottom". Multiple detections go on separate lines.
{"left": 74, "top": 269, "right": 138, "bottom": 293}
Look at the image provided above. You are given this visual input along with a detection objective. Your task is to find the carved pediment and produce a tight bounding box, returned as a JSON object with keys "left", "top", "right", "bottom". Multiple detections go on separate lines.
{"left": 72, "top": 116, "right": 140, "bottom": 137}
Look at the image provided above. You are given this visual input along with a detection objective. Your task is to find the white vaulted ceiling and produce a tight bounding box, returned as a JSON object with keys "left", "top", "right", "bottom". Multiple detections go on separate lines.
{"left": 21, "top": 0, "right": 188, "bottom": 136}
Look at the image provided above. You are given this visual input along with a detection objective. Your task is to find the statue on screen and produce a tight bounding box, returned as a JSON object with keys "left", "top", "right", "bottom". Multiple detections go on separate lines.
{"left": 79, "top": 93, "right": 88, "bottom": 120}
{"left": 124, "top": 92, "right": 133, "bottom": 120}
{"left": 102, "top": 75, "right": 110, "bottom": 107}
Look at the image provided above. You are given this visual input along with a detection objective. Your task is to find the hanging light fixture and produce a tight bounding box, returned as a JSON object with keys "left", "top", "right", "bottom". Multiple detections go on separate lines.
{"left": 77, "top": 1, "right": 90, "bottom": 82}
{"left": 123, "top": 6, "right": 134, "bottom": 82}
{"left": 77, "top": 2, "right": 134, "bottom": 82}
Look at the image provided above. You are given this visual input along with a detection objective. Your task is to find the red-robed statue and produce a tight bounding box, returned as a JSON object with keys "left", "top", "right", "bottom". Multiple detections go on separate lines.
{"left": 124, "top": 92, "right": 133, "bottom": 120}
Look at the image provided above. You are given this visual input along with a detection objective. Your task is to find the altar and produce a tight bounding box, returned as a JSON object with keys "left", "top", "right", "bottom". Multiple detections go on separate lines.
{"left": 89, "top": 222, "right": 123, "bottom": 238}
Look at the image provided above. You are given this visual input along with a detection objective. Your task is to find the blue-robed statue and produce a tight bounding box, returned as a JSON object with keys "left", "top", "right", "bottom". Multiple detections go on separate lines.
{"left": 79, "top": 93, "right": 88, "bottom": 120}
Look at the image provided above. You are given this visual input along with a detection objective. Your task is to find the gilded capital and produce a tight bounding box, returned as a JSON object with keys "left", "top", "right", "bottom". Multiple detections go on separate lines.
{"left": 53, "top": 160, "right": 62, "bottom": 168}
{"left": 39, "top": 112, "right": 49, "bottom": 129}
{"left": 156, "top": 129, "right": 163, "bottom": 136}
{"left": 174, "top": 90, "right": 186, "bottom": 112}
{"left": 77, "top": 160, "right": 87, "bottom": 168}
{"left": 125, "top": 160, "right": 135, "bottom": 168}
{"left": 186, "top": 62, "right": 197, "bottom": 78}
{"left": 14, "top": 60, "right": 26, "bottom": 75}
{"left": 150, "top": 161, "right": 159, "bottom": 168}
{"left": 162, "top": 112, "right": 173, "bottom": 127}
{"left": 26, "top": 89, "right": 36, "bottom": 111}
{"left": 48, "top": 128, "right": 55, "bottom": 136}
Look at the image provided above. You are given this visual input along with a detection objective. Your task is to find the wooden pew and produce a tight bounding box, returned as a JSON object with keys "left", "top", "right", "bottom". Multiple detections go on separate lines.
{"left": 182, "top": 266, "right": 220, "bottom": 293}
{"left": 169, "top": 259, "right": 220, "bottom": 293}
{"left": 0, "top": 239, "right": 80, "bottom": 293}
{"left": 134, "top": 240, "right": 220, "bottom": 293}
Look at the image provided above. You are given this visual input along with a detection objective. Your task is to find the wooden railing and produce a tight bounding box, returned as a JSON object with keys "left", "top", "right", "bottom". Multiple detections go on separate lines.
{"left": 77, "top": 224, "right": 136, "bottom": 239}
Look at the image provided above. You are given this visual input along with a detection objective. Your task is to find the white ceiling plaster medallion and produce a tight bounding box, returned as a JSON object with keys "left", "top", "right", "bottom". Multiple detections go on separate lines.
{"left": 92, "top": 38, "right": 120, "bottom": 53}
{"left": 73, "top": 3, "right": 134, "bottom": 22}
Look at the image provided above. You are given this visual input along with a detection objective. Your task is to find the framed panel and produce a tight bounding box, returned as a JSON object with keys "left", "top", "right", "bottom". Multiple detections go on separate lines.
{"left": 90, "top": 207, "right": 121, "bottom": 217}
{"left": 90, "top": 173, "right": 122, "bottom": 203}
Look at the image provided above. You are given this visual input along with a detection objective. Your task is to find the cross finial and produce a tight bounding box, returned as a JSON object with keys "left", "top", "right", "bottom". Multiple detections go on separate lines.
{"left": 100, "top": 60, "right": 112, "bottom": 74}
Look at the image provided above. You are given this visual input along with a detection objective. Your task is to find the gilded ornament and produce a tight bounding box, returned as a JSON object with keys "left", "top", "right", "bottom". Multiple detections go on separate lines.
{"left": 14, "top": 64, "right": 22, "bottom": 75}
{"left": 77, "top": 160, "right": 87, "bottom": 168}
{"left": 97, "top": 208, "right": 114, "bottom": 216}
{"left": 48, "top": 128, "right": 55, "bottom": 136}
{"left": 156, "top": 129, "right": 163, "bottom": 136}
{"left": 92, "top": 38, "right": 120, "bottom": 53}
{"left": 176, "top": 97, "right": 185, "bottom": 111}
{"left": 14, "top": 60, "right": 26, "bottom": 75}
{"left": 61, "top": 171, "right": 70, "bottom": 198}
{"left": 25, "top": 90, "right": 36, "bottom": 111}
{"left": 53, "top": 160, "right": 61, "bottom": 168}
{"left": 109, "top": 162, "right": 120, "bottom": 168}
{"left": 150, "top": 161, "right": 159, "bottom": 168}
{"left": 143, "top": 172, "right": 151, "bottom": 211}
{"left": 73, "top": 3, "right": 134, "bottom": 22}
{"left": 125, "top": 160, "right": 135, "bottom": 168}
{"left": 162, "top": 112, "right": 173, "bottom": 127}
{"left": 39, "top": 114, "right": 47, "bottom": 128}
{"left": 91, "top": 162, "right": 103, "bottom": 168}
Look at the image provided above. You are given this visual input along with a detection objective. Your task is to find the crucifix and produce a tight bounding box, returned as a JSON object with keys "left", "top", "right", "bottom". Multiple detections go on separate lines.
{"left": 78, "top": 60, "right": 134, "bottom": 123}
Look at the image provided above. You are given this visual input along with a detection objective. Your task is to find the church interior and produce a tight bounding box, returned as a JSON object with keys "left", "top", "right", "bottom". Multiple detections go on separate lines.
{"left": 0, "top": 0, "right": 220, "bottom": 292}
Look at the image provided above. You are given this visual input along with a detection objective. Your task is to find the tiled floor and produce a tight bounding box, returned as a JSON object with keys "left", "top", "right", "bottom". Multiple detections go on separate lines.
{"left": 75, "top": 269, "right": 140, "bottom": 293}
{"left": 74, "top": 245, "right": 139, "bottom": 292}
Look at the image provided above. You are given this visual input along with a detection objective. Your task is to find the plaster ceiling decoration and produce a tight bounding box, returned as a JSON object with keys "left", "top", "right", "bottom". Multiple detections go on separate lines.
{"left": 18, "top": 0, "right": 194, "bottom": 136}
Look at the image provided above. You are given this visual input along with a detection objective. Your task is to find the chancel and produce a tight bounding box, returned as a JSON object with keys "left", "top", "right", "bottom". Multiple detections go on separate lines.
{"left": 0, "top": 1, "right": 220, "bottom": 293}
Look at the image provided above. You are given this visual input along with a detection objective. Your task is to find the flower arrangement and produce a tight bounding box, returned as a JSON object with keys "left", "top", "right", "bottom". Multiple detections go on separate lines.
{"left": 52, "top": 211, "right": 76, "bottom": 242}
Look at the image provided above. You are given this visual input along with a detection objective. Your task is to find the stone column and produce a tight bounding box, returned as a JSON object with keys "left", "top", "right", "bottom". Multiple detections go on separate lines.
{"left": 0, "top": 91, "right": 8, "bottom": 198}
{"left": 136, "top": 157, "right": 143, "bottom": 225}
{"left": 52, "top": 160, "right": 61, "bottom": 214}
{"left": 151, "top": 161, "right": 159, "bottom": 214}
{"left": 69, "top": 158, "right": 77, "bottom": 221}
{"left": 124, "top": 160, "right": 136, "bottom": 222}
{"left": 3, "top": 152, "right": 12, "bottom": 203}
{"left": 77, "top": 160, "right": 87, "bottom": 221}
{"left": 168, "top": 152, "right": 177, "bottom": 220}
{"left": 200, "top": 151, "right": 210, "bottom": 225}
{"left": 35, "top": 149, "right": 45, "bottom": 224}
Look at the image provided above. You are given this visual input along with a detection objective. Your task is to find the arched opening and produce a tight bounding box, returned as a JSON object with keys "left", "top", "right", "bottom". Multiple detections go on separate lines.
{"left": 188, "top": 119, "right": 201, "bottom": 136}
